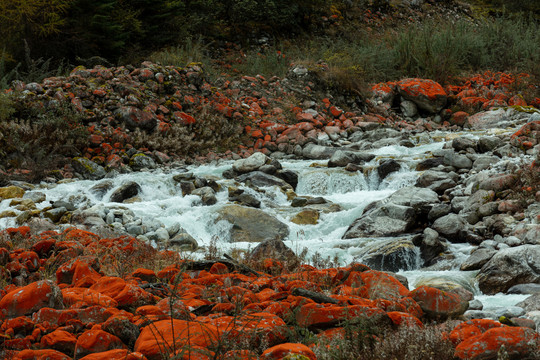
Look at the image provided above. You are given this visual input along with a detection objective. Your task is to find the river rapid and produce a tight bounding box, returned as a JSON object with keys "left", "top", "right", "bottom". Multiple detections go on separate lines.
{"left": 1, "top": 125, "right": 533, "bottom": 313}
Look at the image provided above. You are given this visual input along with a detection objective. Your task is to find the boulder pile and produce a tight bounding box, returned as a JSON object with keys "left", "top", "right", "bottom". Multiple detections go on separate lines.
{"left": 1, "top": 227, "right": 537, "bottom": 359}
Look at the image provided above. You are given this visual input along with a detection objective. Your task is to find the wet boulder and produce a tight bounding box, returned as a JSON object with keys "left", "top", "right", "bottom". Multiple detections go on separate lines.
{"left": 0, "top": 186, "right": 25, "bottom": 200}
{"left": 192, "top": 186, "right": 217, "bottom": 206}
{"left": 232, "top": 152, "right": 268, "bottom": 173}
{"left": 217, "top": 205, "right": 289, "bottom": 242}
{"left": 460, "top": 248, "right": 496, "bottom": 271}
{"left": 248, "top": 238, "right": 299, "bottom": 269}
{"left": 358, "top": 237, "right": 420, "bottom": 272}
{"left": 302, "top": 143, "right": 338, "bottom": 159}
{"left": 72, "top": 157, "right": 106, "bottom": 180}
{"left": 432, "top": 214, "right": 468, "bottom": 242}
{"left": 129, "top": 154, "right": 156, "bottom": 171}
{"left": 377, "top": 159, "right": 401, "bottom": 180}
{"left": 343, "top": 186, "right": 438, "bottom": 239}
{"left": 109, "top": 181, "right": 141, "bottom": 203}
{"left": 89, "top": 181, "right": 114, "bottom": 199}
{"left": 236, "top": 171, "right": 293, "bottom": 190}
{"left": 328, "top": 150, "right": 375, "bottom": 167}
{"left": 291, "top": 209, "right": 320, "bottom": 225}
{"left": 410, "top": 285, "right": 468, "bottom": 320}
{"left": 477, "top": 245, "right": 540, "bottom": 294}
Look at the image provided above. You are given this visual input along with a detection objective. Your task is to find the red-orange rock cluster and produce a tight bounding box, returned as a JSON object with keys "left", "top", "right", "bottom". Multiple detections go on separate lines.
{"left": 2, "top": 227, "right": 538, "bottom": 359}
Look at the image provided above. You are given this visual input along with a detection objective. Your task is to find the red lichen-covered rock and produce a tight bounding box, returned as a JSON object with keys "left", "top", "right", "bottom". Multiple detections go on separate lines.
{"left": 449, "top": 111, "right": 469, "bottom": 127}
{"left": 62, "top": 288, "right": 118, "bottom": 309}
{"left": 296, "top": 303, "right": 390, "bottom": 330}
{"left": 396, "top": 78, "right": 447, "bottom": 113}
{"left": 387, "top": 311, "right": 423, "bottom": 328}
{"left": 354, "top": 270, "right": 410, "bottom": 300}
{"left": 206, "top": 312, "right": 287, "bottom": 347}
{"left": 13, "top": 349, "right": 72, "bottom": 360}
{"left": 74, "top": 329, "right": 127, "bottom": 359}
{"left": 130, "top": 268, "right": 158, "bottom": 283}
{"left": 371, "top": 82, "right": 395, "bottom": 103}
{"left": 0, "top": 280, "right": 63, "bottom": 319}
{"left": 78, "top": 349, "right": 147, "bottom": 360}
{"left": 134, "top": 319, "right": 219, "bottom": 360}
{"left": 89, "top": 276, "right": 155, "bottom": 308}
{"left": 454, "top": 326, "right": 539, "bottom": 360}
{"left": 409, "top": 286, "right": 468, "bottom": 319}
{"left": 261, "top": 343, "right": 317, "bottom": 360}
{"left": 40, "top": 329, "right": 78, "bottom": 356}
{"left": 0, "top": 316, "right": 35, "bottom": 336}
{"left": 508, "top": 95, "right": 527, "bottom": 107}
{"left": 56, "top": 257, "right": 101, "bottom": 287}
{"left": 32, "top": 306, "right": 115, "bottom": 327}
{"left": 16, "top": 251, "right": 40, "bottom": 273}
{"left": 447, "top": 319, "right": 505, "bottom": 345}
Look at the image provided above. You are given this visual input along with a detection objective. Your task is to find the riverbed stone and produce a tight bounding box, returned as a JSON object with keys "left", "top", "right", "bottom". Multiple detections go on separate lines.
{"left": 291, "top": 209, "right": 320, "bottom": 225}
{"left": 460, "top": 248, "right": 496, "bottom": 271}
{"left": 302, "top": 143, "right": 338, "bottom": 159}
{"left": 427, "top": 203, "right": 452, "bottom": 221}
{"left": 413, "top": 228, "right": 446, "bottom": 266}
{"left": 23, "top": 191, "right": 46, "bottom": 203}
{"left": 432, "top": 214, "right": 467, "bottom": 242}
{"left": 192, "top": 186, "right": 217, "bottom": 206}
{"left": 130, "top": 154, "right": 156, "bottom": 171}
{"left": 217, "top": 205, "right": 289, "bottom": 242}
{"left": 443, "top": 151, "right": 473, "bottom": 169}
{"left": 359, "top": 238, "right": 419, "bottom": 272}
{"left": 168, "top": 232, "right": 198, "bottom": 251}
{"left": 232, "top": 152, "right": 268, "bottom": 173}
{"left": 72, "top": 158, "right": 106, "bottom": 180}
{"left": 43, "top": 207, "right": 67, "bottom": 223}
{"left": 247, "top": 239, "right": 299, "bottom": 269}
{"left": 377, "top": 159, "right": 401, "bottom": 180}
{"left": 477, "top": 245, "right": 540, "bottom": 294}
{"left": 508, "top": 284, "right": 540, "bottom": 295}
{"left": 109, "top": 181, "right": 141, "bottom": 203}
{"left": 236, "top": 171, "right": 292, "bottom": 190}
{"left": 328, "top": 150, "right": 375, "bottom": 167}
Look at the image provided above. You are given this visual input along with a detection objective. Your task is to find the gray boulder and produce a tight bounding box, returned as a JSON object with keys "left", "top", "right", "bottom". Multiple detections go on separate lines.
{"left": 302, "top": 143, "right": 338, "bottom": 159}
{"left": 432, "top": 213, "right": 467, "bottom": 242}
{"left": 328, "top": 150, "right": 375, "bottom": 167}
{"left": 232, "top": 152, "right": 268, "bottom": 173}
{"left": 89, "top": 181, "right": 114, "bottom": 199}
{"left": 236, "top": 171, "right": 292, "bottom": 190}
{"left": 442, "top": 151, "right": 473, "bottom": 169}
{"left": 130, "top": 154, "right": 156, "bottom": 171}
{"left": 217, "top": 205, "right": 289, "bottom": 242}
{"left": 377, "top": 159, "right": 401, "bottom": 180}
{"left": 192, "top": 186, "right": 217, "bottom": 206}
{"left": 248, "top": 239, "right": 299, "bottom": 270}
{"left": 460, "top": 248, "right": 496, "bottom": 271}
{"left": 72, "top": 157, "right": 106, "bottom": 180}
{"left": 452, "top": 137, "right": 477, "bottom": 152}
{"left": 477, "top": 245, "right": 540, "bottom": 294}
{"left": 516, "top": 294, "right": 540, "bottom": 313}
{"left": 358, "top": 237, "right": 420, "bottom": 272}
{"left": 508, "top": 284, "right": 540, "bottom": 295}
{"left": 109, "top": 181, "right": 141, "bottom": 203}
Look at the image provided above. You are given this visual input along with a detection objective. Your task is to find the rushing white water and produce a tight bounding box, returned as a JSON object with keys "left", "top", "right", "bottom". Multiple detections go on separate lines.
{"left": 0, "top": 128, "right": 531, "bottom": 309}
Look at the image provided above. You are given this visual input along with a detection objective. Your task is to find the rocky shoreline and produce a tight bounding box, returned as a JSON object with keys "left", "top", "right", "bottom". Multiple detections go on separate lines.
{"left": 1, "top": 63, "right": 540, "bottom": 359}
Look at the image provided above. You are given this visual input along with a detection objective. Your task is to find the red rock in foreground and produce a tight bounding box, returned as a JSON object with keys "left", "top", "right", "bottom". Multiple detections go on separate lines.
{"left": 0, "top": 227, "right": 538, "bottom": 360}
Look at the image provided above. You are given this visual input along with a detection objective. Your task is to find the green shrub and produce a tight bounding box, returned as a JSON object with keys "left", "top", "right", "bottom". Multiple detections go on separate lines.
{"left": 0, "top": 100, "right": 88, "bottom": 181}
{"left": 0, "top": 93, "right": 15, "bottom": 121}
